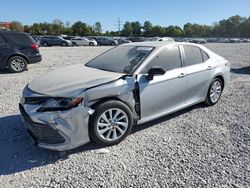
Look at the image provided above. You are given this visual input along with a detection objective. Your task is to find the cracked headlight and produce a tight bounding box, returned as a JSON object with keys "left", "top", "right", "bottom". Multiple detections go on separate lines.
{"left": 38, "top": 97, "right": 83, "bottom": 112}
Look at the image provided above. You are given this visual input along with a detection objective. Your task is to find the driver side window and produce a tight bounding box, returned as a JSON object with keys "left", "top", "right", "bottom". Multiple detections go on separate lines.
{"left": 141, "top": 46, "right": 181, "bottom": 74}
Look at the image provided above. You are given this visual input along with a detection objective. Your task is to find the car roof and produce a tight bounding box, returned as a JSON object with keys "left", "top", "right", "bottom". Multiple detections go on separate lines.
{"left": 122, "top": 41, "right": 205, "bottom": 49}
{"left": 0, "top": 31, "right": 29, "bottom": 35}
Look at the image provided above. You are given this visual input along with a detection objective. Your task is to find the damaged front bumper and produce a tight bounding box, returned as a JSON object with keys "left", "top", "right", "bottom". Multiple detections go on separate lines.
{"left": 19, "top": 103, "right": 93, "bottom": 151}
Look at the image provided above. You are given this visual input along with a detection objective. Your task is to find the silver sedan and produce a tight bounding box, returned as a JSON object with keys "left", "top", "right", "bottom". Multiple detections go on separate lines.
{"left": 19, "top": 42, "right": 230, "bottom": 151}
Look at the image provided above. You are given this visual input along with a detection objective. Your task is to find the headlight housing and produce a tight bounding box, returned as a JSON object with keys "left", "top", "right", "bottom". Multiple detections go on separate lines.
{"left": 38, "top": 97, "right": 83, "bottom": 112}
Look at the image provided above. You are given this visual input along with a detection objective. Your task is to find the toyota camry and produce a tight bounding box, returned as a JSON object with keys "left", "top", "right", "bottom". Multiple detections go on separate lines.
{"left": 19, "top": 42, "right": 230, "bottom": 151}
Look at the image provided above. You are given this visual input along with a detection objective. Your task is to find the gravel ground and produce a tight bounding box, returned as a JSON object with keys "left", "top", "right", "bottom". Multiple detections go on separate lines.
{"left": 0, "top": 44, "right": 249, "bottom": 188}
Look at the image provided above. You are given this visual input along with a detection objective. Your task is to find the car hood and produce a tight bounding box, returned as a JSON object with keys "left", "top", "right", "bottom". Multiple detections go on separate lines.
{"left": 28, "top": 64, "right": 124, "bottom": 97}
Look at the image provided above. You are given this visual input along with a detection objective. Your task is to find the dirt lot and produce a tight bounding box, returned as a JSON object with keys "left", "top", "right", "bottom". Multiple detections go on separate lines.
{"left": 0, "top": 44, "right": 249, "bottom": 188}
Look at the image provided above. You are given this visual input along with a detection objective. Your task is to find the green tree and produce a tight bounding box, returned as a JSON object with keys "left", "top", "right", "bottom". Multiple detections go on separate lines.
{"left": 93, "top": 22, "right": 102, "bottom": 35}
{"left": 240, "top": 16, "right": 250, "bottom": 37}
{"left": 165, "top": 25, "right": 183, "bottom": 37}
{"left": 151, "top": 25, "right": 164, "bottom": 37}
{"left": 143, "top": 21, "right": 153, "bottom": 37}
{"left": 52, "top": 19, "right": 64, "bottom": 35}
{"left": 131, "top": 21, "right": 142, "bottom": 36}
{"left": 10, "top": 21, "right": 24, "bottom": 32}
{"left": 71, "top": 21, "right": 92, "bottom": 36}
{"left": 29, "top": 23, "right": 42, "bottom": 35}
{"left": 183, "top": 23, "right": 194, "bottom": 37}
{"left": 122, "top": 22, "right": 133, "bottom": 36}
{"left": 23, "top": 25, "right": 30, "bottom": 33}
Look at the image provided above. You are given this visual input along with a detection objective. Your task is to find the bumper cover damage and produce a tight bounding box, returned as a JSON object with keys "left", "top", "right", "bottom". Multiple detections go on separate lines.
{"left": 19, "top": 75, "right": 137, "bottom": 151}
{"left": 20, "top": 103, "right": 93, "bottom": 151}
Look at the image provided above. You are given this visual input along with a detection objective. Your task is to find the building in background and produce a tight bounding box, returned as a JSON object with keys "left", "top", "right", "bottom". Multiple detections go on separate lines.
{"left": 0, "top": 22, "right": 12, "bottom": 30}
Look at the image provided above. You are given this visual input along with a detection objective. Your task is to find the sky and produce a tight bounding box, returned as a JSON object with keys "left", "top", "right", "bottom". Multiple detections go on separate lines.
{"left": 1, "top": 0, "right": 250, "bottom": 31}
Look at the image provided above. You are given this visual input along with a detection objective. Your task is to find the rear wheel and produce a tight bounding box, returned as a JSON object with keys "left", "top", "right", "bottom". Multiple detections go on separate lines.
{"left": 89, "top": 42, "right": 94, "bottom": 46}
{"left": 205, "top": 78, "right": 223, "bottom": 105}
{"left": 89, "top": 101, "right": 133, "bottom": 146}
{"left": 42, "top": 42, "right": 48, "bottom": 47}
{"left": 7, "top": 56, "right": 27, "bottom": 73}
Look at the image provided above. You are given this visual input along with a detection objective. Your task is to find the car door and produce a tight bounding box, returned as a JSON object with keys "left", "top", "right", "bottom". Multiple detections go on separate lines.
{"left": 137, "top": 45, "right": 188, "bottom": 123}
{"left": 82, "top": 38, "right": 88, "bottom": 45}
{"left": 0, "top": 34, "right": 11, "bottom": 68}
{"left": 75, "top": 38, "right": 81, "bottom": 45}
{"left": 55, "top": 37, "right": 61, "bottom": 45}
{"left": 103, "top": 38, "right": 109, "bottom": 45}
{"left": 181, "top": 45, "right": 212, "bottom": 104}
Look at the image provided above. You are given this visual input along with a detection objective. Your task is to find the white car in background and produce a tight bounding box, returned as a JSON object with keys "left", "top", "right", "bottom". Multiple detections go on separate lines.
{"left": 157, "top": 37, "right": 175, "bottom": 42}
{"left": 71, "top": 37, "right": 97, "bottom": 46}
{"left": 146, "top": 37, "right": 175, "bottom": 42}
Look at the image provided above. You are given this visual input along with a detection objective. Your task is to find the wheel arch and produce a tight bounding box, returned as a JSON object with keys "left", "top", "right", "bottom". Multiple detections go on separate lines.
{"left": 90, "top": 97, "right": 133, "bottom": 113}
{"left": 6, "top": 54, "right": 28, "bottom": 68}
{"left": 213, "top": 75, "right": 225, "bottom": 89}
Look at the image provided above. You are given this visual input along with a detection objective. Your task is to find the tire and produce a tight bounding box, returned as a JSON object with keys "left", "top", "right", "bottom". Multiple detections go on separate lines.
{"left": 72, "top": 42, "right": 77, "bottom": 46}
{"left": 111, "top": 42, "right": 116, "bottom": 46}
{"left": 7, "top": 56, "right": 27, "bottom": 73}
{"left": 89, "top": 42, "right": 94, "bottom": 46}
{"left": 89, "top": 100, "right": 133, "bottom": 146}
{"left": 205, "top": 78, "right": 223, "bottom": 105}
{"left": 43, "top": 42, "right": 48, "bottom": 47}
{"left": 62, "top": 42, "right": 67, "bottom": 46}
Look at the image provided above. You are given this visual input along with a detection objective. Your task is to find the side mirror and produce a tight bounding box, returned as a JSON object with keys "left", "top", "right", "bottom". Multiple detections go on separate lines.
{"left": 147, "top": 66, "right": 166, "bottom": 80}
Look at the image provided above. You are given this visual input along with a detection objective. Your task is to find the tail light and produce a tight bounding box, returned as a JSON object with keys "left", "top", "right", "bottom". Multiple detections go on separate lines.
{"left": 31, "top": 44, "right": 39, "bottom": 51}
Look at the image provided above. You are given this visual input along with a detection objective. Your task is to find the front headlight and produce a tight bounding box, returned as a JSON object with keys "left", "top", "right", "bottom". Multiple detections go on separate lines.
{"left": 38, "top": 97, "right": 83, "bottom": 112}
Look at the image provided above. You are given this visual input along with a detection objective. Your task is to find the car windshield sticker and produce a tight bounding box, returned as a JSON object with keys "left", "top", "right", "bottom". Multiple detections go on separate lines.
{"left": 137, "top": 47, "right": 153, "bottom": 51}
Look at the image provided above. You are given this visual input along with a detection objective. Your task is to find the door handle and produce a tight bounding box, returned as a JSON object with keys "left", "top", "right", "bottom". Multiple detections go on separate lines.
{"left": 207, "top": 66, "right": 213, "bottom": 70}
{"left": 178, "top": 73, "right": 186, "bottom": 78}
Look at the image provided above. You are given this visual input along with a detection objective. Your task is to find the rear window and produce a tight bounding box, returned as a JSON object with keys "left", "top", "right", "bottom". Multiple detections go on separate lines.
{"left": 8, "top": 33, "right": 34, "bottom": 44}
{"left": 183, "top": 46, "right": 203, "bottom": 66}
{"left": 201, "top": 49, "right": 209, "bottom": 61}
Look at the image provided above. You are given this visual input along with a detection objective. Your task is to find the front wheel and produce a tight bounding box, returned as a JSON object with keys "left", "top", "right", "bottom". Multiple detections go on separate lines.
{"left": 7, "top": 56, "right": 27, "bottom": 73}
{"left": 205, "top": 78, "right": 223, "bottom": 105}
{"left": 89, "top": 101, "right": 133, "bottom": 146}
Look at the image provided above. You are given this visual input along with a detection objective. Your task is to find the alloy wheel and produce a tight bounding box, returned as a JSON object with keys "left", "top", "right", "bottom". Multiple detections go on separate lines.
{"left": 210, "top": 80, "right": 222, "bottom": 103}
{"left": 10, "top": 58, "right": 26, "bottom": 72}
{"left": 96, "top": 108, "right": 128, "bottom": 141}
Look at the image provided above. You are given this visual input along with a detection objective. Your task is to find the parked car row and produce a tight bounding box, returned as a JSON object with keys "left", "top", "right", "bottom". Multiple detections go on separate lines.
{"left": 32, "top": 36, "right": 122, "bottom": 47}
{"left": 175, "top": 37, "right": 250, "bottom": 43}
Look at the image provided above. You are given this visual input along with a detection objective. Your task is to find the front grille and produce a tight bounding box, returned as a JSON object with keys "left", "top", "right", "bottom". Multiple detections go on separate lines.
{"left": 19, "top": 104, "right": 65, "bottom": 144}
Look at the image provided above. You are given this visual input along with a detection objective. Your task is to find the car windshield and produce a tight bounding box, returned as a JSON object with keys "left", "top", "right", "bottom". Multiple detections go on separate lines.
{"left": 86, "top": 45, "right": 154, "bottom": 74}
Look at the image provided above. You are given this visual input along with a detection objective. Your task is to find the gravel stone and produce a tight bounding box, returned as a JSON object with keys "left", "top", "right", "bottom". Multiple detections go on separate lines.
{"left": 0, "top": 44, "right": 249, "bottom": 187}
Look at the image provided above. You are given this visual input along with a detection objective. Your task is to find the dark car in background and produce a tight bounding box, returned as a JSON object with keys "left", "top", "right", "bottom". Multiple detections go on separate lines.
{"left": 40, "top": 36, "right": 72, "bottom": 46}
{"left": 189, "top": 38, "right": 207, "bottom": 44}
{"left": 0, "top": 31, "right": 42, "bottom": 73}
{"left": 96, "top": 37, "right": 118, "bottom": 46}
{"left": 126, "top": 37, "right": 145, "bottom": 42}
{"left": 117, "top": 38, "right": 132, "bottom": 45}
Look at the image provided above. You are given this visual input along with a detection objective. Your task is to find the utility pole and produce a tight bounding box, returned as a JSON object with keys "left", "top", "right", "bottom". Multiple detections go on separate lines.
{"left": 115, "top": 17, "right": 122, "bottom": 36}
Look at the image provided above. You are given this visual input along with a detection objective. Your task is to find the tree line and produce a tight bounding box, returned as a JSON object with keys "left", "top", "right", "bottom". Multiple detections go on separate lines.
{"left": 7, "top": 15, "right": 250, "bottom": 38}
